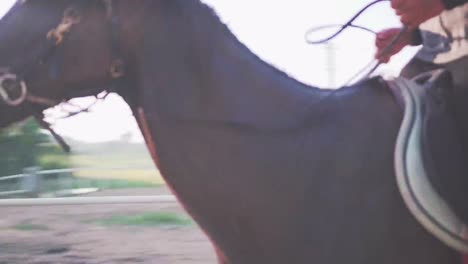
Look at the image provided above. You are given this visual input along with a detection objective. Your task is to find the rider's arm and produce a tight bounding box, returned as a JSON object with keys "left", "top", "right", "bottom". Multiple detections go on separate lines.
{"left": 441, "top": 0, "right": 468, "bottom": 9}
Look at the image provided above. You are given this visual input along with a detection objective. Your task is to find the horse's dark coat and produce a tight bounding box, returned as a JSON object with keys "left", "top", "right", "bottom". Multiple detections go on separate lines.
{"left": 0, "top": 1, "right": 462, "bottom": 263}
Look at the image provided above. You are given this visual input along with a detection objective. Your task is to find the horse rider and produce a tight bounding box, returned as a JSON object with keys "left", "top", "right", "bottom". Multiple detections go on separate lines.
{"left": 377, "top": 2, "right": 468, "bottom": 258}
{"left": 375, "top": 0, "right": 468, "bottom": 87}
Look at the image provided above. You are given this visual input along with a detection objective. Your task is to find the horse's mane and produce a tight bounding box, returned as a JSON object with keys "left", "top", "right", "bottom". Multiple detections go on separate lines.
{"left": 163, "top": 0, "right": 318, "bottom": 90}
{"left": 0, "top": 1, "right": 23, "bottom": 24}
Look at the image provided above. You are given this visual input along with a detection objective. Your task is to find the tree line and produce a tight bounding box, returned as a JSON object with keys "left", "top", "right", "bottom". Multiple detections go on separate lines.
{"left": 0, "top": 119, "right": 70, "bottom": 177}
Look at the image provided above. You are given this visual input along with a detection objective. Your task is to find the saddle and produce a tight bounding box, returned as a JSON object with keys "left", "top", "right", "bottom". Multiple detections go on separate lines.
{"left": 388, "top": 69, "right": 468, "bottom": 253}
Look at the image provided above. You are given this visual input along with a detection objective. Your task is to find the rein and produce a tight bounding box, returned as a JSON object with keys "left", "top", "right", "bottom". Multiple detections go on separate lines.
{"left": 305, "top": 0, "right": 408, "bottom": 86}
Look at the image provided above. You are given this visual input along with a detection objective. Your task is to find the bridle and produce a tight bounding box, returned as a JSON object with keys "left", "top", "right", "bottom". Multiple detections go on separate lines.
{"left": 0, "top": 0, "right": 125, "bottom": 108}
{"left": 0, "top": 0, "right": 126, "bottom": 152}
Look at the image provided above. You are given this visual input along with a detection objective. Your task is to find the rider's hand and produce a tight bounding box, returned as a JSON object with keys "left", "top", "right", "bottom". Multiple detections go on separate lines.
{"left": 375, "top": 28, "right": 412, "bottom": 63}
{"left": 391, "top": 0, "right": 445, "bottom": 29}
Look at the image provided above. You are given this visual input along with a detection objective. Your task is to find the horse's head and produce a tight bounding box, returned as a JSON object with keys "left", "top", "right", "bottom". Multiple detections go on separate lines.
{"left": 0, "top": 0, "right": 120, "bottom": 128}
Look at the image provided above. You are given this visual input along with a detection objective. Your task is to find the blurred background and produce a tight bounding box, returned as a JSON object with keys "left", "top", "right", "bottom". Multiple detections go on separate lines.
{"left": 0, "top": 0, "right": 419, "bottom": 263}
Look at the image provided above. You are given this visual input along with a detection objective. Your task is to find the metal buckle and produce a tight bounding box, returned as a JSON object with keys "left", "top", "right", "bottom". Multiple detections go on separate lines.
{"left": 110, "top": 59, "right": 125, "bottom": 79}
{"left": 0, "top": 73, "right": 27, "bottom": 106}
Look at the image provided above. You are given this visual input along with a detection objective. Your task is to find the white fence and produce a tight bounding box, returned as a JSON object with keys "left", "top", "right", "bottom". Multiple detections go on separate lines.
{"left": 0, "top": 195, "right": 177, "bottom": 206}
{"left": 0, "top": 167, "right": 176, "bottom": 206}
{"left": 0, "top": 172, "right": 29, "bottom": 196}
{"left": 0, "top": 167, "right": 40, "bottom": 197}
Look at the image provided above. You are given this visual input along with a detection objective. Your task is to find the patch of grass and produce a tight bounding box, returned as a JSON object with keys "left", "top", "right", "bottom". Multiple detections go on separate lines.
{"left": 40, "top": 176, "right": 161, "bottom": 193}
{"left": 63, "top": 140, "right": 164, "bottom": 184}
{"left": 72, "top": 169, "right": 164, "bottom": 185}
{"left": 13, "top": 222, "right": 49, "bottom": 231}
{"left": 72, "top": 154, "right": 155, "bottom": 169}
{"left": 39, "top": 154, "right": 70, "bottom": 170}
{"left": 70, "top": 154, "right": 163, "bottom": 185}
{"left": 68, "top": 177, "right": 159, "bottom": 189}
{"left": 98, "top": 212, "right": 192, "bottom": 227}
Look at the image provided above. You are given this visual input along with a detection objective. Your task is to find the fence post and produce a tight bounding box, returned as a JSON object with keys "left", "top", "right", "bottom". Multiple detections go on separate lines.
{"left": 20, "top": 167, "right": 41, "bottom": 198}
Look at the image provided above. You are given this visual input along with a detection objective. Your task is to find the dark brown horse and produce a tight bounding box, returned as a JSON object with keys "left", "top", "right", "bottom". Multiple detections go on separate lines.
{"left": 0, "top": 1, "right": 466, "bottom": 263}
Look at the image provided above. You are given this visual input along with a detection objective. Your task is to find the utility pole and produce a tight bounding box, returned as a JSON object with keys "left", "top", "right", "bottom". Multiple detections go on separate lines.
{"left": 325, "top": 42, "right": 337, "bottom": 88}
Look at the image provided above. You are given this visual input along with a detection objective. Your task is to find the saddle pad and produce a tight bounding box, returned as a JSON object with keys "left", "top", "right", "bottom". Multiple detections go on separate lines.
{"left": 390, "top": 76, "right": 468, "bottom": 253}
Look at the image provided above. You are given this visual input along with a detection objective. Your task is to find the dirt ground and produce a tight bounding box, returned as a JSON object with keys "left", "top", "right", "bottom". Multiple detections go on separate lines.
{"left": 0, "top": 187, "right": 217, "bottom": 264}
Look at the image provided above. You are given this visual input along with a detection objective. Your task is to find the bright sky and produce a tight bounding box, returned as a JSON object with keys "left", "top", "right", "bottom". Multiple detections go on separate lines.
{"left": 0, "top": 0, "right": 419, "bottom": 143}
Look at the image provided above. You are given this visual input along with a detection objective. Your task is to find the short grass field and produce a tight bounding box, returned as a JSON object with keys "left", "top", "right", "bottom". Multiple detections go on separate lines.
{"left": 96, "top": 212, "right": 193, "bottom": 227}
{"left": 13, "top": 221, "right": 50, "bottom": 231}
{"left": 68, "top": 139, "right": 165, "bottom": 185}
{"left": 1, "top": 139, "right": 165, "bottom": 194}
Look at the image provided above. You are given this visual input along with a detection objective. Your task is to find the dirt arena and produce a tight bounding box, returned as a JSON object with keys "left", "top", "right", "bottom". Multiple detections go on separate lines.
{"left": 0, "top": 188, "right": 217, "bottom": 264}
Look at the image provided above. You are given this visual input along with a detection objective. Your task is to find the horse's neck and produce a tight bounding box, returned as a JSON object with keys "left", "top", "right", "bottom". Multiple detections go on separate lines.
{"left": 133, "top": 1, "right": 329, "bottom": 129}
